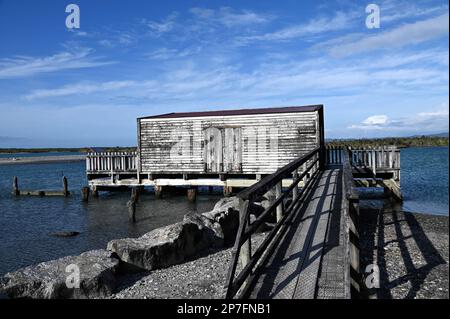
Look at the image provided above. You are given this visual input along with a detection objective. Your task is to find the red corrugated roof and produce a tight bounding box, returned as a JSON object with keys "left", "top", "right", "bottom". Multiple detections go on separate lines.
{"left": 138, "top": 105, "right": 323, "bottom": 119}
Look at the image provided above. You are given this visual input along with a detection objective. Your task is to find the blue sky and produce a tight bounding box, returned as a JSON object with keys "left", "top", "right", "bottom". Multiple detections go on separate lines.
{"left": 0, "top": 0, "right": 448, "bottom": 147}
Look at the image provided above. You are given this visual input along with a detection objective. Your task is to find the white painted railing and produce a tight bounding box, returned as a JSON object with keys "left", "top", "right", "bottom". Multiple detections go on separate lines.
{"left": 86, "top": 152, "right": 137, "bottom": 173}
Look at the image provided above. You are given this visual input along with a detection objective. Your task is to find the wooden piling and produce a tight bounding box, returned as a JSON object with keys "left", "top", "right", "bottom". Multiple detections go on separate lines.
{"left": 92, "top": 186, "right": 99, "bottom": 198}
{"left": 81, "top": 186, "right": 90, "bottom": 202}
{"left": 187, "top": 187, "right": 197, "bottom": 202}
{"left": 155, "top": 185, "right": 163, "bottom": 199}
{"left": 127, "top": 187, "right": 140, "bottom": 222}
{"left": 13, "top": 176, "right": 19, "bottom": 196}
{"left": 62, "top": 176, "right": 69, "bottom": 196}
{"left": 127, "top": 199, "right": 136, "bottom": 222}
{"left": 224, "top": 186, "right": 233, "bottom": 197}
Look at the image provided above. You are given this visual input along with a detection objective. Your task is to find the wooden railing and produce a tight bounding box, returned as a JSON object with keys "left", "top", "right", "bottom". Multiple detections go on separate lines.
{"left": 349, "top": 146, "right": 400, "bottom": 171}
{"left": 86, "top": 152, "right": 137, "bottom": 173}
{"left": 326, "top": 145, "right": 400, "bottom": 172}
{"left": 224, "top": 147, "right": 322, "bottom": 299}
{"left": 341, "top": 147, "right": 361, "bottom": 297}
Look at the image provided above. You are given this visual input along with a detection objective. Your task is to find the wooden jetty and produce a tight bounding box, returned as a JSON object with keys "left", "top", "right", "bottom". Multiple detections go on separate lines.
{"left": 224, "top": 145, "right": 401, "bottom": 299}
{"left": 82, "top": 104, "right": 402, "bottom": 295}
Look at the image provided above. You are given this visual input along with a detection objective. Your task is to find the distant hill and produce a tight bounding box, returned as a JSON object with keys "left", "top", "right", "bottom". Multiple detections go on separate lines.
{"left": 327, "top": 134, "right": 449, "bottom": 148}
{"left": 427, "top": 132, "right": 449, "bottom": 138}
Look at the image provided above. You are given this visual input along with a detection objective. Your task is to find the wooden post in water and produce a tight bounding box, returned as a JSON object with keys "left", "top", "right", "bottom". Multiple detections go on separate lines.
{"left": 223, "top": 186, "right": 233, "bottom": 197}
{"left": 62, "top": 176, "right": 69, "bottom": 197}
{"left": 127, "top": 187, "right": 139, "bottom": 222}
{"left": 13, "top": 176, "right": 19, "bottom": 196}
{"left": 81, "top": 186, "right": 90, "bottom": 202}
{"left": 92, "top": 186, "right": 99, "bottom": 198}
{"left": 155, "top": 185, "right": 163, "bottom": 199}
{"left": 187, "top": 187, "right": 197, "bottom": 202}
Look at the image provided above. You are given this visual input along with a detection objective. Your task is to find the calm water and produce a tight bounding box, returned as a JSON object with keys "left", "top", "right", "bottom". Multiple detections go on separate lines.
{"left": 0, "top": 158, "right": 221, "bottom": 275}
{"left": 400, "top": 147, "right": 448, "bottom": 215}
{"left": 0, "top": 147, "right": 448, "bottom": 275}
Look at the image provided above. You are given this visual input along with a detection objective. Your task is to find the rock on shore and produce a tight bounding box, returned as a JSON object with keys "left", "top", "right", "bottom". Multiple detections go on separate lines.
{"left": 0, "top": 250, "right": 119, "bottom": 299}
{"left": 107, "top": 197, "right": 240, "bottom": 271}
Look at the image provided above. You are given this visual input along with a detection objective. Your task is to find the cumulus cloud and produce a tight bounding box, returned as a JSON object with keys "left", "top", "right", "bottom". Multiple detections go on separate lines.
{"left": 349, "top": 102, "right": 449, "bottom": 132}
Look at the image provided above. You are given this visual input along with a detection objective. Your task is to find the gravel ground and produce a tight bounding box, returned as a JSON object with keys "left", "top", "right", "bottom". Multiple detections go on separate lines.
{"left": 360, "top": 203, "right": 449, "bottom": 299}
{"left": 109, "top": 203, "right": 448, "bottom": 299}
{"left": 110, "top": 233, "right": 267, "bottom": 299}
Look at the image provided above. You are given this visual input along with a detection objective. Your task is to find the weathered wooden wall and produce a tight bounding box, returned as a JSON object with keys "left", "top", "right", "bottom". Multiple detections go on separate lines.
{"left": 138, "top": 111, "right": 321, "bottom": 174}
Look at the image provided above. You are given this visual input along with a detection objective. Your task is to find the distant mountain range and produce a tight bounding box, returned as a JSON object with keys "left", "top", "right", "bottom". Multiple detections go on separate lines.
{"left": 422, "top": 132, "right": 449, "bottom": 138}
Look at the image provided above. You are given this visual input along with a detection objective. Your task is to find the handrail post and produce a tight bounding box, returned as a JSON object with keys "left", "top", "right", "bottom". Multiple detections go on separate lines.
{"left": 110, "top": 153, "right": 114, "bottom": 183}
{"left": 292, "top": 169, "right": 298, "bottom": 202}
{"left": 275, "top": 181, "right": 283, "bottom": 222}
{"left": 348, "top": 195, "right": 361, "bottom": 297}
{"left": 302, "top": 162, "right": 307, "bottom": 187}
{"left": 238, "top": 198, "right": 251, "bottom": 270}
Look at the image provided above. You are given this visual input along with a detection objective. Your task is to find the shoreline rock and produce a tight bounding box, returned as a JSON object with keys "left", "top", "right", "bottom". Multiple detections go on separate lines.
{"left": 107, "top": 196, "right": 240, "bottom": 271}
{"left": 0, "top": 249, "right": 119, "bottom": 299}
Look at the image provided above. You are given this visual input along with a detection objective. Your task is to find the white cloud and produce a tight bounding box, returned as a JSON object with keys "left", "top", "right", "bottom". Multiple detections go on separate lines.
{"left": 236, "top": 11, "right": 354, "bottom": 44}
{"left": 327, "top": 13, "right": 449, "bottom": 57}
{"left": 145, "top": 12, "right": 178, "bottom": 35}
{"left": 381, "top": 0, "right": 448, "bottom": 23}
{"left": 363, "top": 115, "right": 389, "bottom": 125}
{"left": 23, "top": 81, "right": 139, "bottom": 100}
{"left": 190, "top": 7, "right": 273, "bottom": 27}
{"left": 0, "top": 48, "right": 113, "bottom": 79}
{"left": 349, "top": 102, "right": 449, "bottom": 131}
{"left": 144, "top": 47, "right": 198, "bottom": 60}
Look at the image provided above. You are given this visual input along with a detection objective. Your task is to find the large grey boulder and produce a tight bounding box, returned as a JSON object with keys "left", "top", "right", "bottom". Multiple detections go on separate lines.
{"left": 107, "top": 197, "right": 240, "bottom": 271}
{"left": 202, "top": 196, "right": 240, "bottom": 245}
{"left": 108, "top": 219, "right": 209, "bottom": 271}
{"left": 0, "top": 250, "right": 119, "bottom": 299}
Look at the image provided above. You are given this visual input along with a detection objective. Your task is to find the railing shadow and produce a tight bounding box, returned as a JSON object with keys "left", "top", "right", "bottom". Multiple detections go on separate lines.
{"left": 360, "top": 203, "right": 446, "bottom": 299}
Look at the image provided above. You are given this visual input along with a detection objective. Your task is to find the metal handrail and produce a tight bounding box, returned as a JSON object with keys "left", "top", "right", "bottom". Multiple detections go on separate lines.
{"left": 224, "top": 146, "right": 322, "bottom": 299}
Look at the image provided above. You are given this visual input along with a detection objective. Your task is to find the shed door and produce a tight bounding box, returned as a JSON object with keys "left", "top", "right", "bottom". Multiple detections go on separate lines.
{"left": 205, "top": 127, "right": 242, "bottom": 173}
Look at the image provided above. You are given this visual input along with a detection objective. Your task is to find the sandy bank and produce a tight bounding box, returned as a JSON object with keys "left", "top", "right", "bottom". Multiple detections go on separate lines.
{"left": 0, "top": 154, "right": 85, "bottom": 165}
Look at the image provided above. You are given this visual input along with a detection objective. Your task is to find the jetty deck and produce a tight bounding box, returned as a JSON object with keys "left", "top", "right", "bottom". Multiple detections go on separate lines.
{"left": 224, "top": 146, "right": 401, "bottom": 299}
{"left": 248, "top": 167, "right": 346, "bottom": 299}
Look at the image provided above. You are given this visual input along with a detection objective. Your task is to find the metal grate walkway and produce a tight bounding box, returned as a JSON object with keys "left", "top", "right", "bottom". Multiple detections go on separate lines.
{"left": 249, "top": 168, "right": 346, "bottom": 299}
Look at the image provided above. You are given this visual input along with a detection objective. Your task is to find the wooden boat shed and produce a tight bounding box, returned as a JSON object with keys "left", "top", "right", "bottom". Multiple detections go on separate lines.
{"left": 86, "top": 105, "right": 325, "bottom": 195}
